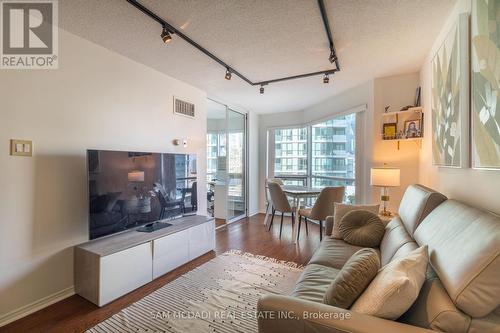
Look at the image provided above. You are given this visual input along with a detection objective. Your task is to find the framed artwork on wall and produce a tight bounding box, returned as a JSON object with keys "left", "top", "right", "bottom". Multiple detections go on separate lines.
{"left": 471, "top": 0, "right": 500, "bottom": 170}
{"left": 431, "top": 13, "right": 470, "bottom": 168}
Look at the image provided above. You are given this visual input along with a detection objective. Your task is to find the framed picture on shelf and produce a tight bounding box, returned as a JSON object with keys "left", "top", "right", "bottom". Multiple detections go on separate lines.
{"left": 404, "top": 120, "right": 422, "bottom": 138}
{"left": 383, "top": 123, "right": 397, "bottom": 140}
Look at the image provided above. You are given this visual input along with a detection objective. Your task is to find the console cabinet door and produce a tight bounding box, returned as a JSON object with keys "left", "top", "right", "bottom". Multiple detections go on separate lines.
{"left": 152, "top": 229, "right": 189, "bottom": 279}
{"left": 189, "top": 220, "right": 215, "bottom": 260}
{"left": 99, "top": 243, "right": 152, "bottom": 306}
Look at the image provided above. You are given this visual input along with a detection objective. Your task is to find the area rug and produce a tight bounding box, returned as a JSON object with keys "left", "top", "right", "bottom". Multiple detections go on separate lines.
{"left": 86, "top": 250, "right": 304, "bottom": 333}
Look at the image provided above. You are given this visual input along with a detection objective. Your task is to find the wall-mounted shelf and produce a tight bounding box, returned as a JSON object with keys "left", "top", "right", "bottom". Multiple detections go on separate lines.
{"left": 382, "top": 107, "right": 424, "bottom": 150}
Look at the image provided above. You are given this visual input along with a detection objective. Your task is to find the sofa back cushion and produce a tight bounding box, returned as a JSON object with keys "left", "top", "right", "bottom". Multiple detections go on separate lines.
{"left": 414, "top": 200, "right": 500, "bottom": 318}
{"left": 399, "top": 267, "right": 471, "bottom": 333}
{"left": 398, "top": 184, "right": 447, "bottom": 237}
{"left": 379, "top": 217, "right": 417, "bottom": 266}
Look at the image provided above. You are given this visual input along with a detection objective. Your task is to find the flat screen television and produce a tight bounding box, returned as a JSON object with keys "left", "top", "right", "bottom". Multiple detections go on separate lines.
{"left": 87, "top": 150, "right": 197, "bottom": 240}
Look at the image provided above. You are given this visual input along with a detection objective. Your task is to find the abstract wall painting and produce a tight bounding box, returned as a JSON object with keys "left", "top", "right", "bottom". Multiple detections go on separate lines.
{"left": 431, "top": 14, "right": 470, "bottom": 168}
{"left": 471, "top": 0, "right": 500, "bottom": 169}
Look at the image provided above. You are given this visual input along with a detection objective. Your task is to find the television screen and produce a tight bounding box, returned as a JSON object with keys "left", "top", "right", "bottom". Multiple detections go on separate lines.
{"left": 87, "top": 150, "right": 197, "bottom": 240}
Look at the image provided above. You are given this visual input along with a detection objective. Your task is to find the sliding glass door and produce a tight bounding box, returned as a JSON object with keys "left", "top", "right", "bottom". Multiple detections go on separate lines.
{"left": 206, "top": 100, "right": 247, "bottom": 224}
{"left": 227, "top": 109, "right": 246, "bottom": 222}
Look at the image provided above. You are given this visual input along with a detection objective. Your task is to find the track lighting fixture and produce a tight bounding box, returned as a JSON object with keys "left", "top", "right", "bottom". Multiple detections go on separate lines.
{"left": 160, "top": 26, "right": 172, "bottom": 44}
{"left": 225, "top": 68, "right": 232, "bottom": 80}
{"left": 329, "top": 50, "right": 336, "bottom": 64}
{"left": 128, "top": 0, "right": 340, "bottom": 95}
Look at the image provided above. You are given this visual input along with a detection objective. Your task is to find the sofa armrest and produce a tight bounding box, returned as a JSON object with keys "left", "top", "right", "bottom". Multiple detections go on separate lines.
{"left": 257, "top": 294, "right": 437, "bottom": 333}
{"left": 325, "top": 216, "right": 334, "bottom": 237}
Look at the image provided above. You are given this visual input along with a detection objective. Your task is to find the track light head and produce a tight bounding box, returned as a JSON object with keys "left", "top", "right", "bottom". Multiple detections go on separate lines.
{"left": 260, "top": 85, "right": 265, "bottom": 94}
{"left": 225, "top": 68, "right": 232, "bottom": 80}
{"left": 323, "top": 74, "right": 329, "bottom": 84}
{"left": 329, "top": 49, "right": 336, "bottom": 63}
{"left": 161, "top": 27, "right": 172, "bottom": 44}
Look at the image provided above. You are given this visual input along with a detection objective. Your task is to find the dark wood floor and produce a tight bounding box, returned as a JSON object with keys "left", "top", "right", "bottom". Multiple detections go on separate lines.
{"left": 1, "top": 214, "right": 320, "bottom": 333}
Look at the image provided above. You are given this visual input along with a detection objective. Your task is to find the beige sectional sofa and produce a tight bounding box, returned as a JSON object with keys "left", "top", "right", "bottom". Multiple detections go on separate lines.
{"left": 258, "top": 184, "right": 500, "bottom": 333}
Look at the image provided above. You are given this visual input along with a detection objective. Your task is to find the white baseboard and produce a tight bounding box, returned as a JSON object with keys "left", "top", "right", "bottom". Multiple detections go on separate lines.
{"left": 248, "top": 210, "right": 261, "bottom": 217}
{"left": 0, "top": 286, "right": 75, "bottom": 327}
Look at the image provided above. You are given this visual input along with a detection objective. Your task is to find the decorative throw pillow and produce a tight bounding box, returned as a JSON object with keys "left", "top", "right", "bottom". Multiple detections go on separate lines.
{"left": 332, "top": 203, "right": 380, "bottom": 239}
{"left": 324, "top": 248, "right": 380, "bottom": 309}
{"left": 351, "top": 246, "right": 429, "bottom": 320}
{"left": 339, "top": 210, "right": 385, "bottom": 247}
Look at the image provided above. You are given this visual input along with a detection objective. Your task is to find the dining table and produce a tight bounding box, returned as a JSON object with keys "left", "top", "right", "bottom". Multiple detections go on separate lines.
{"left": 264, "top": 184, "right": 322, "bottom": 244}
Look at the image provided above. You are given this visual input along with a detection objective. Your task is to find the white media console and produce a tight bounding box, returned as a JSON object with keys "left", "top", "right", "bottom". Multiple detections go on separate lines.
{"left": 74, "top": 215, "right": 215, "bottom": 306}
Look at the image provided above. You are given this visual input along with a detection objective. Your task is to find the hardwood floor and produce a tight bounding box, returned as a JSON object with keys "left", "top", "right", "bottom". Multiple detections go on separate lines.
{"left": 1, "top": 214, "right": 321, "bottom": 333}
{"left": 214, "top": 217, "right": 226, "bottom": 228}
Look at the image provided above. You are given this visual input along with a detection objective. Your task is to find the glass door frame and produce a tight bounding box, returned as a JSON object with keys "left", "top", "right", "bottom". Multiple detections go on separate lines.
{"left": 207, "top": 98, "right": 248, "bottom": 223}
{"left": 225, "top": 107, "right": 248, "bottom": 223}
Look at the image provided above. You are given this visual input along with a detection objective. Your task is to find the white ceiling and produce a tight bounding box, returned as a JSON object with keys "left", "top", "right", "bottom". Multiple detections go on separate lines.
{"left": 59, "top": 0, "right": 456, "bottom": 114}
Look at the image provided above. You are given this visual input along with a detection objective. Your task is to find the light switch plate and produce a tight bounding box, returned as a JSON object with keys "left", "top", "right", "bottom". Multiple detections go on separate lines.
{"left": 10, "top": 139, "right": 33, "bottom": 157}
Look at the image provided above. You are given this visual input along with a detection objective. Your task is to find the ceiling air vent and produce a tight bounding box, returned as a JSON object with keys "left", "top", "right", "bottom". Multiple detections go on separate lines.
{"left": 173, "top": 97, "right": 195, "bottom": 118}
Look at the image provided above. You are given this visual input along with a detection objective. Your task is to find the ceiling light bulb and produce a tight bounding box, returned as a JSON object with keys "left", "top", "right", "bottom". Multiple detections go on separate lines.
{"left": 161, "top": 27, "right": 172, "bottom": 44}
{"left": 225, "top": 68, "right": 232, "bottom": 80}
{"left": 260, "top": 85, "right": 265, "bottom": 94}
{"left": 323, "top": 74, "right": 329, "bottom": 84}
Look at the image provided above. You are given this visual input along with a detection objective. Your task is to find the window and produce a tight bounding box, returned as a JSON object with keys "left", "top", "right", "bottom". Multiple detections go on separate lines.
{"left": 269, "top": 113, "right": 357, "bottom": 203}
{"left": 206, "top": 132, "right": 227, "bottom": 182}
{"left": 273, "top": 127, "right": 308, "bottom": 175}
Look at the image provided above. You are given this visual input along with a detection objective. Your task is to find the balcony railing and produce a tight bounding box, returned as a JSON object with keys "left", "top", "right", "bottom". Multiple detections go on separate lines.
{"left": 273, "top": 174, "right": 356, "bottom": 204}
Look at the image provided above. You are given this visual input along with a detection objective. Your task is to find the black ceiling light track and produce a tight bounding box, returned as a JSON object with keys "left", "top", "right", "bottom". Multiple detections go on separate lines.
{"left": 125, "top": 0, "right": 340, "bottom": 90}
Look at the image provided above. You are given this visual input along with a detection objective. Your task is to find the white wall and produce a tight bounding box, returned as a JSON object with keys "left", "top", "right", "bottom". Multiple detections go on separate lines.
{"left": 0, "top": 28, "right": 207, "bottom": 323}
{"left": 373, "top": 73, "right": 421, "bottom": 212}
{"left": 419, "top": 0, "right": 500, "bottom": 215}
{"left": 248, "top": 111, "right": 260, "bottom": 215}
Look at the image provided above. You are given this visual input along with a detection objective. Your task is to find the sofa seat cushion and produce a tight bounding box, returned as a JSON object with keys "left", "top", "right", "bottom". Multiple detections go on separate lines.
{"left": 291, "top": 264, "right": 339, "bottom": 303}
{"left": 469, "top": 306, "right": 500, "bottom": 333}
{"left": 308, "top": 238, "right": 370, "bottom": 269}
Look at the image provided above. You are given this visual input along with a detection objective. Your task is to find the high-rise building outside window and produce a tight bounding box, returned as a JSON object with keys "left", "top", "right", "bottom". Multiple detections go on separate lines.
{"left": 270, "top": 113, "right": 356, "bottom": 202}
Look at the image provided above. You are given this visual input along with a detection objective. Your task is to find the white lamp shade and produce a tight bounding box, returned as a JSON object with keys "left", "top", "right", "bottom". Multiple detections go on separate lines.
{"left": 128, "top": 170, "right": 145, "bottom": 182}
{"left": 371, "top": 167, "right": 400, "bottom": 187}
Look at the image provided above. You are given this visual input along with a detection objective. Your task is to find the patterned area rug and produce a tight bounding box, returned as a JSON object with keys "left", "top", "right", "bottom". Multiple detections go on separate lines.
{"left": 87, "top": 250, "right": 303, "bottom": 333}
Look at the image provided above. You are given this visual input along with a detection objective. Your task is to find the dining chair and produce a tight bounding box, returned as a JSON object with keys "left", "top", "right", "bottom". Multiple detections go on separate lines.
{"left": 297, "top": 186, "right": 345, "bottom": 241}
{"left": 265, "top": 178, "right": 284, "bottom": 215}
{"left": 267, "top": 181, "right": 295, "bottom": 239}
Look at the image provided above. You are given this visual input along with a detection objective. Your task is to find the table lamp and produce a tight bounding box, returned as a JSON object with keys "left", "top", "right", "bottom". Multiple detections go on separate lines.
{"left": 370, "top": 166, "right": 400, "bottom": 216}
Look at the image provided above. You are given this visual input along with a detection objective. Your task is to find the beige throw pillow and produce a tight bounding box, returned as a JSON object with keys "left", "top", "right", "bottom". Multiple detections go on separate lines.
{"left": 324, "top": 248, "right": 380, "bottom": 309}
{"left": 350, "top": 246, "right": 428, "bottom": 320}
{"left": 332, "top": 203, "right": 380, "bottom": 239}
